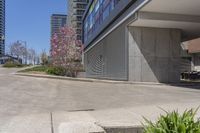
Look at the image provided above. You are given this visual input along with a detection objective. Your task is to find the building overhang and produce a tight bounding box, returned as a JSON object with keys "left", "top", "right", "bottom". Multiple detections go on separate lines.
{"left": 129, "top": 0, "right": 200, "bottom": 41}
{"left": 182, "top": 38, "right": 200, "bottom": 54}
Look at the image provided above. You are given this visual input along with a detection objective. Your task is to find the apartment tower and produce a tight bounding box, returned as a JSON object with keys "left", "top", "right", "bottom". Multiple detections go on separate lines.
{"left": 51, "top": 14, "right": 67, "bottom": 37}
{"left": 0, "top": 0, "right": 5, "bottom": 56}
{"left": 67, "top": 0, "right": 88, "bottom": 40}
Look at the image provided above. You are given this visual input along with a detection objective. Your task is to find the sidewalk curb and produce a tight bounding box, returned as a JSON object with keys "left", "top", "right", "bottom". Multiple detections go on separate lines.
{"left": 100, "top": 125, "right": 143, "bottom": 133}
{"left": 14, "top": 72, "right": 200, "bottom": 86}
{"left": 14, "top": 72, "right": 163, "bottom": 85}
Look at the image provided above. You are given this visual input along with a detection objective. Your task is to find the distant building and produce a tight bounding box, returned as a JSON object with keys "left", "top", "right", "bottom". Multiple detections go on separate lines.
{"left": 0, "top": 0, "right": 5, "bottom": 56}
{"left": 51, "top": 14, "right": 67, "bottom": 37}
{"left": 0, "top": 55, "right": 22, "bottom": 64}
{"left": 67, "top": 0, "right": 88, "bottom": 40}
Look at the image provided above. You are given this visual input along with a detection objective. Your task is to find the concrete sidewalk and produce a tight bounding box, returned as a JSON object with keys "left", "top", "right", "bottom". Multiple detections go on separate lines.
{"left": 1, "top": 102, "right": 199, "bottom": 133}
{"left": 1, "top": 68, "right": 200, "bottom": 133}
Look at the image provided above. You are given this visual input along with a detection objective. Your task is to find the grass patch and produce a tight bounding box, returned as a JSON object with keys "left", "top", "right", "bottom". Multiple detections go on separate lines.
{"left": 20, "top": 66, "right": 48, "bottom": 72}
{"left": 19, "top": 66, "right": 63, "bottom": 75}
{"left": 19, "top": 65, "right": 85, "bottom": 77}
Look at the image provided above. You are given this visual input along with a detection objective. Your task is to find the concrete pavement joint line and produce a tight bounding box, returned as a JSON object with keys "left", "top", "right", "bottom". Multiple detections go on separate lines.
{"left": 51, "top": 112, "right": 55, "bottom": 133}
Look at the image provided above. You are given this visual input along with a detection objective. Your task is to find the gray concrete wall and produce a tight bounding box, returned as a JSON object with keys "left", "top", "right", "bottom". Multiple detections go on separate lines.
{"left": 84, "top": 22, "right": 128, "bottom": 80}
{"left": 128, "top": 27, "right": 181, "bottom": 83}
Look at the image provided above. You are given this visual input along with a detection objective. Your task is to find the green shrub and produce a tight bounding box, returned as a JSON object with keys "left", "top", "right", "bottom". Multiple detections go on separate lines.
{"left": 46, "top": 66, "right": 82, "bottom": 77}
{"left": 143, "top": 108, "right": 200, "bottom": 133}
{"left": 46, "top": 66, "right": 66, "bottom": 76}
{"left": 19, "top": 64, "right": 84, "bottom": 77}
{"left": 3, "top": 61, "right": 24, "bottom": 68}
{"left": 20, "top": 66, "right": 68, "bottom": 76}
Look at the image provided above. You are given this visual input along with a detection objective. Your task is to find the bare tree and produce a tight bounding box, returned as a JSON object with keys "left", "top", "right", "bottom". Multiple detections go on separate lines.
{"left": 28, "top": 48, "right": 36, "bottom": 65}
{"left": 8, "top": 41, "right": 29, "bottom": 64}
{"left": 40, "top": 49, "right": 48, "bottom": 65}
{"left": 36, "top": 54, "right": 40, "bottom": 65}
{"left": 9, "top": 41, "right": 25, "bottom": 60}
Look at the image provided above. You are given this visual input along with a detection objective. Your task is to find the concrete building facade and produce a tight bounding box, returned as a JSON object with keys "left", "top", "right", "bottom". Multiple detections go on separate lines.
{"left": 0, "top": 0, "right": 5, "bottom": 56}
{"left": 83, "top": 0, "right": 200, "bottom": 83}
{"left": 67, "top": 0, "right": 88, "bottom": 40}
{"left": 51, "top": 14, "right": 67, "bottom": 37}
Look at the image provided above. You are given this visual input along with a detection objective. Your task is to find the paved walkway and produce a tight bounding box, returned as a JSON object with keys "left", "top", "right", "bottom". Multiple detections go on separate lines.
{"left": 0, "top": 67, "right": 200, "bottom": 133}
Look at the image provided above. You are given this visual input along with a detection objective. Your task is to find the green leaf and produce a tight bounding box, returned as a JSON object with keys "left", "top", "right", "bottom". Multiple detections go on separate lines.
{"left": 143, "top": 108, "right": 200, "bottom": 133}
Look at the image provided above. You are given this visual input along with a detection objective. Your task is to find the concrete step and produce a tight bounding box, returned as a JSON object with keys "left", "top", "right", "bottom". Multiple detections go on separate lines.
{"left": 104, "top": 127, "right": 143, "bottom": 133}
{"left": 52, "top": 111, "right": 105, "bottom": 133}
{"left": 0, "top": 113, "right": 51, "bottom": 133}
{"left": 57, "top": 122, "right": 105, "bottom": 133}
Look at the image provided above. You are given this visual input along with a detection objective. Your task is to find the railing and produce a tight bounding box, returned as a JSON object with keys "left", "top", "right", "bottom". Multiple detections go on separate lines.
{"left": 181, "top": 71, "right": 200, "bottom": 80}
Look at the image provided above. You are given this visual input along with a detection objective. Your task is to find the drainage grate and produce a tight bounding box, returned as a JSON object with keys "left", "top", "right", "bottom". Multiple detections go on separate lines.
{"left": 67, "top": 109, "right": 95, "bottom": 112}
{"left": 104, "top": 127, "right": 143, "bottom": 133}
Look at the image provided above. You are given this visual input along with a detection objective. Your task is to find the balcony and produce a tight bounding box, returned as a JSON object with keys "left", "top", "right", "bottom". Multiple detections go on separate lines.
{"left": 73, "top": 0, "right": 88, "bottom": 4}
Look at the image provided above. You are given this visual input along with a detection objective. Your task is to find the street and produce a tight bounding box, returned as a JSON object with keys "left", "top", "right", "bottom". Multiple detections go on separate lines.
{"left": 0, "top": 67, "right": 200, "bottom": 133}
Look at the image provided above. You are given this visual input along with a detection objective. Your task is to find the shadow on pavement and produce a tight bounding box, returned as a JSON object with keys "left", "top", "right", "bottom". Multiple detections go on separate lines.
{"left": 168, "top": 81, "right": 200, "bottom": 90}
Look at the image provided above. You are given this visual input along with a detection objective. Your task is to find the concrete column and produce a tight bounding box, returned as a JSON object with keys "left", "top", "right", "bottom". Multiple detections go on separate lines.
{"left": 128, "top": 27, "right": 181, "bottom": 83}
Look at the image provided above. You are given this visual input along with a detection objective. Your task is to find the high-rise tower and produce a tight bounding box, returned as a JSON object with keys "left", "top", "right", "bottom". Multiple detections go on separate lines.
{"left": 51, "top": 14, "right": 67, "bottom": 37}
{"left": 0, "top": 0, "right": 5, "bottom": 56}
{"left": 67, "top": 0, "right": 88, "bottom": 40}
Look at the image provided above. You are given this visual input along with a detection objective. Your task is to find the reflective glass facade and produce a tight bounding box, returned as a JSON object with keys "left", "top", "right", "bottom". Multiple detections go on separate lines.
{"left": 83, "top": 0, "right": 121, "bottom": 42}
{"left": 51, "top": 14, "right": 67, "bottom": 37}
{"left": 0, "top": 0, "right": 5, "bottom": 56}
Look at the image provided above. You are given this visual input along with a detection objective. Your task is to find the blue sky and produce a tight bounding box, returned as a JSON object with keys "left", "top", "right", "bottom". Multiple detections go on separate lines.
{"left": 6, "top": 0, "right": 67, "bottom": 54}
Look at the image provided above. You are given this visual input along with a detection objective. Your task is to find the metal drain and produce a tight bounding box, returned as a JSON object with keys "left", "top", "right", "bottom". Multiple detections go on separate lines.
{"left": 67, "top": 109, "right": 95, "bottom": 112}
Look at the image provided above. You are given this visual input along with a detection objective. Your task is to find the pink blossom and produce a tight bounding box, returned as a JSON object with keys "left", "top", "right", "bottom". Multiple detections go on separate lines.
{"left": 50, "top": 26, "right": 84, "bottom": 75}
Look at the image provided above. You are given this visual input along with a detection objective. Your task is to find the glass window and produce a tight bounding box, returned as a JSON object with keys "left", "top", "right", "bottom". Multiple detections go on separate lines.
{"left": 84, "top": 0, "right": 121, "bottom": 42}
{"left": 103, "top": 6, "right": 109, "bottom": 20}
{"left": 95, "top": 1, "right": 99, "bottom": 12}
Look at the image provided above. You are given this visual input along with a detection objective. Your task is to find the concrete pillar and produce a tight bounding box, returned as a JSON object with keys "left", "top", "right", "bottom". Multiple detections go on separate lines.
{"left": 128, "top": 27, "right": 181, "bottom": 83}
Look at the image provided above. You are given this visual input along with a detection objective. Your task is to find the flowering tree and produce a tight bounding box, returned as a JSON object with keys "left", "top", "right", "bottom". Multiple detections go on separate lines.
{"left": 51, "top": 26, "right": 83, "bottom": 77}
